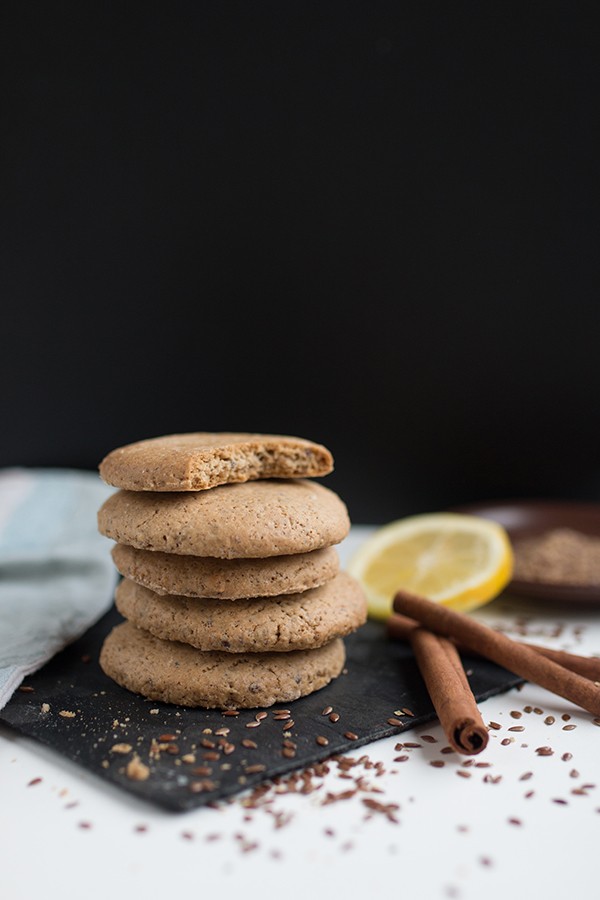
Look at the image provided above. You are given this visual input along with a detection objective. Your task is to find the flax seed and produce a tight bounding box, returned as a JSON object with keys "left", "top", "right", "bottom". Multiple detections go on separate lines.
{"left": 316, "top": 735, "right": 329, "bottom": 747}
{"left": 387, "top": 718, "right": 403, "bottom": 727}
{"left": 536, "top": 746, "right": 554, "bottom": 756}
{"left": 191, "top": 766, "right": 212, "bottom": 776}
{"left": 401, "top": 708, "right": 415, "bottom": 717}
{"left": 456, "top": 770, "right": 471, "bottom": 778}
{"left": 519, "top": 772, "right": 533, "bottom": 781}
{"left": 394, "top": 755, "right": 409, "bottom": 762}
{"left": 255, "top": 712, "right": 268, "bottom": 721}
{"left": 245, "top": 721, "right": 261, "bottom": 728}
{"left": 430, "top": 760, "right": 445, "bottom": 768}
{"left": 282, "top": 747, "right": 296, "bottom": 759}
{"left": 488, "top": 721, "right": 501, "bottom": 730}
{"left": 563, "top": 724, "right": 577, "bottom": 731}
{"left": 510, "top": 710, "right": 522, "bottom": 719}
{"left": 241, "top": 739, "right": 257, "bottom": 749}
{"left": 222, "top": 709, "right": 239, "bottom": 717}
{"left": 508, "top": 726, "right": 524, "bottom": 732}
{"left": 321, "top": 706, "right": 333, "bottom": 716}
{"left": 421, "top": 735, "right": 437, "bottom": 743}
{"left": 245, "top": 764, "right": 267, "bottom": 774}
{"left": 329, "top": 712, "right": 340, "bottom": 723}
{"left": 200, "top": 738, "right": 216, "bottom": 749}
{"left": 562, "top": 752, "right": 573, "bottom": 761}
{"left": 344, "top": 732, "right": 358, "bottom": 741}
{"left": 159, "top": 733, "right": 177, "bottom": 741}
{"left": 203, "top": 752, "right": 220, "bottom": 761}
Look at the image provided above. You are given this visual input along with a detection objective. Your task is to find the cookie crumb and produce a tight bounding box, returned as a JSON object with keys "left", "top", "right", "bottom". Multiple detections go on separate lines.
{"left": 59, "top": 710, "right": 76, "bottom": 718}
{"left": 126, "top": 755, "right": 150, "bottom": 781}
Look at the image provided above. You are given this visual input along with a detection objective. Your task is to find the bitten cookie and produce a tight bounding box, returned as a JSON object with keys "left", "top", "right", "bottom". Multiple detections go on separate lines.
{"left": 98, "top": 480, "right": 350, "bottom": 558}
{"left": 114, "top": 571, "right": 367, "bottom": 652}
{"left": 99, "top": 621, "right": 345, "bottom": 708}
{"left": 111, "top": 544, "right": 340, "bottom": 599}
{"left": 99, "top": 432, "right": 333, "bottom": 491}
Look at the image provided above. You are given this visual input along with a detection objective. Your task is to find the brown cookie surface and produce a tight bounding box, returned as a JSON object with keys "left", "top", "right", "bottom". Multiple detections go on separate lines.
{"left": 114, "top": 571, "right": 367, "bottom": 652}
{"left": 99, "top": 432, "right": 333, "bottom": 491}
{"left": 99, "top": 621, "right": 345, "bottom": 708}
{"left": 111, "top": 544, "right": 339, "bottom": 599}
{"left": 98, "top": 479, "right": 350, "bottom": 558}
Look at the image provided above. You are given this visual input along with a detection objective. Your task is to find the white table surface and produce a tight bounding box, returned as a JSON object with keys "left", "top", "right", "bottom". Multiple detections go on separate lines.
{"left": 2, "top": 526, "right": 599, "bottom": 900}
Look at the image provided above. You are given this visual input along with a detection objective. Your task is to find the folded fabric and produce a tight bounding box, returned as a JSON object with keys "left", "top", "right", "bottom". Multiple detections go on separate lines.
{"left": 0, "top": 468, "right": 117, "bottom": 710}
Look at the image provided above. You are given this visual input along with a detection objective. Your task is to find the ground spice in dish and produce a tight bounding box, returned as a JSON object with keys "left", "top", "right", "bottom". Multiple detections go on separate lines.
{"left": 513, "top": 528, "right": 600, "bottom": 585}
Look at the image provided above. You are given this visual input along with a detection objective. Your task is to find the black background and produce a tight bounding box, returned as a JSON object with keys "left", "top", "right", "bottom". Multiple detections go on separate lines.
{"left": 2, "top": 2, "right": 599, "bottom": 523}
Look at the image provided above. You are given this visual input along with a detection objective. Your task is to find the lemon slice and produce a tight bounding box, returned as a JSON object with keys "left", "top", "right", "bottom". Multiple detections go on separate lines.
{"left": 347, "top": 513, "right": 513, "bottom": 621}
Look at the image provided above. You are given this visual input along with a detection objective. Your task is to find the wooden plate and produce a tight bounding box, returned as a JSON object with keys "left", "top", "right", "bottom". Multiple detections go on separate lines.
{"left": 453, "top": 500, "right": 600, "bottom": 605}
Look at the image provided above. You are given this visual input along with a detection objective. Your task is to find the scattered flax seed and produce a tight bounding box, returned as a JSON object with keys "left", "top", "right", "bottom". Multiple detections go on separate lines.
{"left": 536, "top": 746, "right": 554, "bottom": 756}
{"left": 475, "top": 762, "right": 492, "bottom": 768}
{"left": 501, "top": 739, "right": 512, "bottom": 746}
{"left": 321, "top": 706, "right": 333, "bottom": 716}
{"left": 524, "top": 790, "right": 535, "bottom": 799}
{"left": 421, "top": 735, "right": 438, "bottom": 743}
{"left": 484, "top": 775, "right": 502, "bottom": 784}
{"left": 562, "top": 714, "right": 571, "bottom": 722}
{"left": 255, "top": 712, "right": 268, "bottom": 722}
{"left": 59, "top": 710, "right": 76, "bottom": 718}
{"left": 284, "top": 720, "right": 295, "bottom": 730}
{"left": 329, "top": 712, "right": 340, "bottom": 723}
{"left": 387, "top": 718, "right": 403, "bottom": 727}
{"left": 570, "top": 769, "right": 580, "bottom": 778}
{"left": 203, "top": 752, "right": 220, "bottom": 762}
{"left": 159, "top": 733, "right": 177, "bottom": 741}
{"left": 552, "top": 798, "right": 568, "bottom": 805}
{"left": 316, "top": 736, "right": 329, "bottom": 747}
{"left": 520, "top": 772, "right": 533, "bottom": 781}
{"left": 28, "top": 777, "right": 42, "bottom": 787}
{"left": 245, "top": 764, "right": 267, "bottom": 774}
{"left": 508, "top": 726, "right": 524, "bottom": 732}
{"left": 222, "top": 709, "right": 239, "bottom": 717}
{"left": 441, "top": 746, "right": 455, "bottom": 755}
{"left": 563, "top": 724, "right": 577, "bottom": 731}
{"left": 78, "top": 822, "right": 92, "bottom": 830}
{"left": 362, "top": 798, "right": 399, "bottom": 823}
{"left": 241, "top": 739, "right": 258, "bottom": 749}
{"left": 510, "top": 710, "right": 522, "bottom": 719}
{"left": 200, "top": 738, "right": 216, "bottom": 749}
{"left": 110, "top": 743, "right": 132, "bottom": 754}
{"left": 344, "top": 732, "right": 358, "bottom": 741}
{"left": 533, "top": 707, "right": 544, "bottom": 715}
{"left": 126, "top": 755, "right": 150, "bottom": 781}
{"left": 456, "top": 770, "right": 471, "bottom": 779}
{"left": 282, "top": 748, "right": 296, "bottom": 759}
{"left": 508, "top": 818, "right": 522, "bottom": 826}
{"left": 41, "top": 703, "right": 50, "bottom": 714}
{"left": 562, "top": 753, "right": 573, "bottom": 761}
{"left": 523, "top": 706, "right": 533, "bottom": 713}
{"left": 401, "top": 708, "right": 415, "bottom": 717}
{"left": 430, "top": 760, "right": 445, "bottom": 768}
{"left": 19, "top": 685, "right": 34, "bottom": 693}
{"left": 181, "top": 831, "right": 194, "bottom": 840}
{"left": 488, "top": 721, "right": 501, "bottom": 730}
{"left": 394, "top": 755, "right": 409, "bottom": 762}
{"left": 403, "top": 742, "right": 422, "bottom": 749}
{"left": 134, "top": 824, "right": 148, "bottom": 833}
{"left": 544, "top": 716, "right": 556, "bottom": 725}
{"left": 245, "top": 721, "right": 261, "bottom": 729}
{"left": 191, "top": 766, "right": 213, "bottom": 777}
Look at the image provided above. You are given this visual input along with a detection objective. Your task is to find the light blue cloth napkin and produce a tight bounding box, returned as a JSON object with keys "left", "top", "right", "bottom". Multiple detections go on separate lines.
{"left": 0, "top": 468, "right": 118, "bottom": 710}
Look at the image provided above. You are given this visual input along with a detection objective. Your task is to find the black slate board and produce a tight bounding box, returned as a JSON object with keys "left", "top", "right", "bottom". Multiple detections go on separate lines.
{"left": 0, "top": 607, "right": 523, "bottom": 811}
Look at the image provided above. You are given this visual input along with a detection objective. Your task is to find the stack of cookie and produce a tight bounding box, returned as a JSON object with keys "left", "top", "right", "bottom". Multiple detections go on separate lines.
{"left": 97, "top": 433, "right": 366, "bottom": 709}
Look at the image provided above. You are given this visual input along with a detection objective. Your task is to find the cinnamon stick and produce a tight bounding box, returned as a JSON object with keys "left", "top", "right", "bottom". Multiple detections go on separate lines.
{"left": 393, "top": 590, "right": 600, "bottom": 717}
{"left": 387, "top": 613, "right": 600, "bottom": 682}
{"left": 409, "top": 626, "right": 489, "bottom": 754}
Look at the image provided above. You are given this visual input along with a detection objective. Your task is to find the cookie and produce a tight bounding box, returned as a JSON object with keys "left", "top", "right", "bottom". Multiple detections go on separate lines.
{"left": 99, "top": 621, "right": 345, "bottom": 708}
{"left": 111, "top": 544, "right": 339, "bottom": 599}
{"left": 98, "top": 479, "right": 350, "bottom": 558}
{"left": 99, "top": 432, "right": 333, "bottom": 491}
{"left": 114, "top": 571, "right": 367, "bottom": 652}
